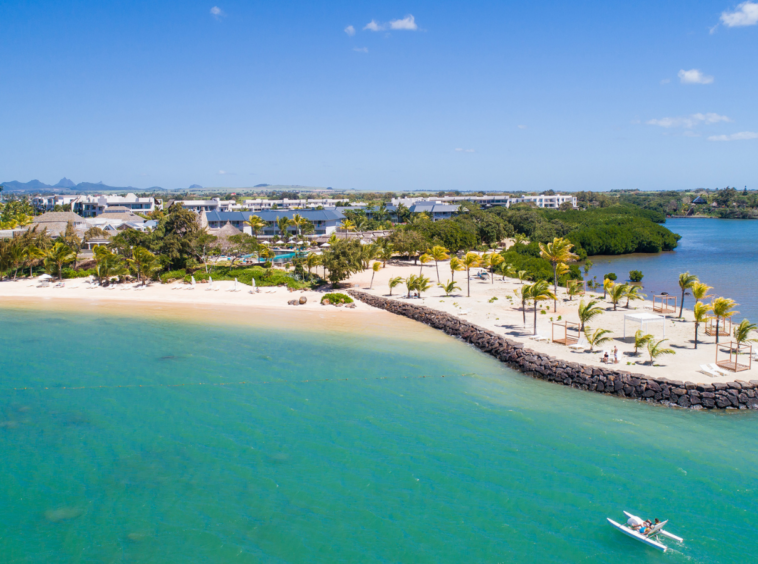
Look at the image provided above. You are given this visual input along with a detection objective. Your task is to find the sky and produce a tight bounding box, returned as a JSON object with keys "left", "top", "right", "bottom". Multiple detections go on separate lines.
{"left": 1, "top": 0, "right": 757, "bottom": 192}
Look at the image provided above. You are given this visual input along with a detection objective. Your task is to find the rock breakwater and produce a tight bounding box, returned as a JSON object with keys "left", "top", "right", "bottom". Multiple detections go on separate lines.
{"left": 348, "top": 291, "right": 758, "bottom": 411}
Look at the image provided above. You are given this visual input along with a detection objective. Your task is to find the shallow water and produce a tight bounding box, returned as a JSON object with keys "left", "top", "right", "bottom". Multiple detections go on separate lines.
{"left": 1, "top": 304, "right": 756, "bottom": 563}
{"left": 587, "top": 218, "right": 758, "bottom": 321}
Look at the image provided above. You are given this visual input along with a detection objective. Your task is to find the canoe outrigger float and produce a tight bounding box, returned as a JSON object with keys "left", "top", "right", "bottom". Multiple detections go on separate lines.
{"left": 607, "top": 511, "right": 684, "bottom": 552}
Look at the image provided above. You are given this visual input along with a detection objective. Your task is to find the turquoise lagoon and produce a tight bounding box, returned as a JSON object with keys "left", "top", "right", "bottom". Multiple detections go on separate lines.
{"left": 0, "top": 302, "right": 756, "bottom": 563}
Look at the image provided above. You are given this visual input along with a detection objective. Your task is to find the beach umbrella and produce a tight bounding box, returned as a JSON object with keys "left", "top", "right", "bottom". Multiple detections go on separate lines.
{"left": 321, "top": 243, "right": 330, "bottom": 248}
{"left": 191, "top": 276, "right": 196, "bottom": 285}
{"left": 39, "top": 274, "right": 52, "bottom": 280}
{"left": 234, "top": 278, "right": 238, "bottom": 292}
{"left": 261, "top": 241, "right": 270, "bottom": 245}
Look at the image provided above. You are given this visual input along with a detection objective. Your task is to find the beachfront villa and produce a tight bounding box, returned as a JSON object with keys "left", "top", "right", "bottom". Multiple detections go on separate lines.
{"left": 31, "top": 194, "right": 81, "bottom": 212}
{"left": 171, "top": 198, "right": 238, "bottom": 213}
{"left": 201, "top": 209, "right": 345, "bottom": 236}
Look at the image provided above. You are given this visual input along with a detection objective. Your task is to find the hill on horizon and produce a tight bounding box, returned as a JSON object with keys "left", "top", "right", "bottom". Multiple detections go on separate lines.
{"left": 0, "top": 178, "right": 159, "bottom": 193}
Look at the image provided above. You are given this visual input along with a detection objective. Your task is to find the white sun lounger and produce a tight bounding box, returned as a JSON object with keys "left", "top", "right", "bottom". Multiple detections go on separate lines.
{"left": 699, "top": 364, "right": 721, "bottom": 378}
{"left": 185, "top": 277, "right": 196, "bottom": 290}
{"left": 531, "top": 334, "right": 549, "bottom": 342}
{"left": 708, "top": 363, "right": 731, "bottom": 377}
{"left": 568, "top": 337, "right": 589, "bottom": 351}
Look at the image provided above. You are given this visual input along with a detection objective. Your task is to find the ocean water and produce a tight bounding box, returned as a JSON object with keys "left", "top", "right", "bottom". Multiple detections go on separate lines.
{"left": 587, "top": 218, "right": 758, "bottom": 321}
{"left": 1, "top": 303, "right": 756, "bottom": 563}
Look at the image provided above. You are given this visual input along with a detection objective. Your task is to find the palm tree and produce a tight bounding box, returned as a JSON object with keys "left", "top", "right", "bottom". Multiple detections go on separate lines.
{"left": 602, "top": 277, "right": 615, "bottom": 299}
{"left": 678, "top": 272, "right": 699, "bottom": 318}
{"left": 45, "top": 242, "right": 77, "bottom": 280}
{"left": 584, "top": 327, "right": 613, "bottom": 352}
{"left": 607, "top": 283, "right": 629, "bottom": 311}
{"left": 693, "top": 301, "right": 710, "bottom": 349}
{"left": 527, "top": 280, "right": 555, "bottom": 335}
{"left": 516, "top": 270, "right": 529, "bottom": 284}
{"left": 480, "top": 253, "right": 492, "bottom": 280}
{"left": 439, "top": 280, "right": 460, "bottom": 296}
{"left": 582, "top": 260, "right": 593, "bottom": 278}
{"left": 462, "top": 251, "right": 481, "bottom": 297}
{"left": 577, "top": 299, "right": 603, "bottom": 331}
{"left": 566, "top": 280, "right": 583, "bottom": 301}
{"left": 290, "top": 213, "right": 306, "bottom": 238}
{"left": 128, "top": 246, "right": 159, "bottom": 284}
{"left": 369, "top": 261, "right": 381, "bottom": 289}
{"left": 245, "top": 215, "right": 266, "bottom": 238}
{"left": 733, "top": 319, "right": 758, "bottom": 364}
{"left": 449, "top": 256, "right": 464, "bottom": 282}
{"left": 430, "top": 245, "right": 449, "bottom": 282}
{"left": 496, "top": 262, "right": 514, "bottom": 281}
{"left": 22, "top": 245, "right": 46, "bottom": 278}
{"left": 489, "top": 254, "right": 504, "bottom": 284}
{"left": 513, "top": 233, "right": 527, "bottom": 246}
{"left": 415, "top": 275, "right": 432, "bottom": 297}
{"left": 539, "top": 237, "right": 579, "bottom": 312}
{"left": 388, "top": 276, "right": 403, "bottom": 296}
{"left": 340, "top": 219, "right": 357, "bottom": 232}
{"left": 378, "top": 242, "right": 395, "bottom": 267}
{"left": 710, "top": 297, "right": 738, "bottom": 345}
{"left": 360, "top": 243, "right": 379, "bottom": 269}
{"left": 633, "top": 330, "right": 653, "bottom": 355}
{"left": 691, "top": 281, "right": 712, "bottom": 304}
{"left": 277, "top": 216, "right": 292, "bottom": 240}
{"left": 305, "top": 252, "right": 321, "bottom": 282}
{"left": 515, "top": 285, "right": 531, "bottom": 326}
{"left": 418, "top": 252, "right": 432, "bottom": 276}
{"left": 405, "top": 274, "right": 418, "bottom": 298}
{"left": 5, "top": 242, "right": 24, "bottom": 279}
{"left": 624, "top": 285, "right": 646, "bottom": 308}
{"left": 646, "top": 338, "right": 675, "bottom": 365}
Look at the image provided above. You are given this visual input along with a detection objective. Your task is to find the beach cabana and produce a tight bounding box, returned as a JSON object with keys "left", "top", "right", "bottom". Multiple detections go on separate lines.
{"left": 551, "top": 321, "right": 581, "bottom": 345}
{"left": 716, "top": 341, "right": 751, "bottom": 372}
{"left": 652, "top": 294, "right": 677, "bottom": 314}
{"left": 623, "top": 312, "right": 665, "bottom": 339}
{"left": 705, "top": 316, "right": 732, "bottom": 337}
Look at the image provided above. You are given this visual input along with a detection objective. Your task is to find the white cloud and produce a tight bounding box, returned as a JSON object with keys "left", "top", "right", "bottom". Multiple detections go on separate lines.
{"left": 389, "top": 15, "right": 417, "bottom": 30}
{"left": 344, "top": 25, "right": 355, "bottom": 36}
{"left": 517, "top": 125, "right": 527, "bottom": 130}
{"left": 660, "top": 78, "right": 671, "bottom": 84}
{"left": 364, "top": 15, "right": 419, "bottom": 32}
{"left": 708, "top": 131, "right": 758, "bottom": 141}
{"left": 678, "top": 69, "right": 714, "bottom": 84}
{"left": 721, "top": 2, "right": 758, "bottom": 27}
{"left": 646, "top": 113, "right": 731, "bottom": 128}
{"left": 210, "top": 6, "right": 224, "bottom": 19}
{"left": 455, "top": 148, "right": 475, "bottom": 153}
{"left": 353, "top": 47, "right": 368, "bottom": 53}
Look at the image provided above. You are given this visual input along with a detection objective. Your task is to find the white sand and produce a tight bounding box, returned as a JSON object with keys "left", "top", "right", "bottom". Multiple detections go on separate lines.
{"left": 2, "top": 261, "right": 755, "bottom": 386}
{"left": 347, "top": 259, "right": 757, "bottom": 385}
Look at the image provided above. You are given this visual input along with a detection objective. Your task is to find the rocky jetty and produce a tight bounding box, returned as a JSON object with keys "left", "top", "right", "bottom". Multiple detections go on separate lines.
{"left": 348, "top": 290, "right": 758, "bottom": 411}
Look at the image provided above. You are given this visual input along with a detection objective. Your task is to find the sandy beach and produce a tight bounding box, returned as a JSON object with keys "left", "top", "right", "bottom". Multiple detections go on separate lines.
{"left": 1, "top": 260, "right": 754, "bottom": 386}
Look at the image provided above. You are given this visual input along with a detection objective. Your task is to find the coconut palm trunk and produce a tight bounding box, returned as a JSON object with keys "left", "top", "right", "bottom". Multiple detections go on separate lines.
{"left": 435, "top": 260, "right": 440, "bottom": 283}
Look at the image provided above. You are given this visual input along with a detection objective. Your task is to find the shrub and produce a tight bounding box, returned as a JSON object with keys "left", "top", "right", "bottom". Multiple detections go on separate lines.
{"left": 321, "top": 293, "right": 353, "bottom": 305}
{"left": 62, "top": 268, "right": 96, "bottom": 279}
{"left": 161, "top": 269, "right": 187, "bottom": 283}
{"left": 604, "top": 272, "right": 617, "bottom": 281}
{"left": 629, "top": 270, "right": 644, "bottom": 282}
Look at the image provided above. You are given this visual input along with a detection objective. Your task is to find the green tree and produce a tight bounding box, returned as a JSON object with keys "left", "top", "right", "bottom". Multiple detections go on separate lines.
{"left": 449, "top": 256, "right": 464, "bottom": 281}
{"left": 678, "top": 272, "right": 699, "bottom": 318}
{"left": 527, "top": 280, "right": 555, "bottom": 335}
{"left": 693, "top": 301, "right": 710, "bottom": 349}
{"left": 462, "top": 251, "right": 481, "bottom": 297}
{"left": 388, "top": 276, "right": 403, "bottom": 296}
{"left": 539, "top": 237, "right": 579, "bottom": 312}
{"left": 711, "top": 297, "right": 738, "bottom": 345}
{"left": 646, "top": 338, "right": 675, "bottom": 365}
{"left": 633, "top": 330, "right": 653, "bottom": 355}
{"left": 245, "top": 215, "right": 266, "bottom": 237}
{"left": 45, "top": 242, "right": 77, "bottom": 280}
{"left": 606, "top": 282, "right": 629, "bottom": 311}
{"left": 430, "top": 245, "right": 449, "bottom": 282}
{"left": 489, "top": 253, "right": 505, "bottom": 284}
{"left": 584, "top": 327, "right": 613, "bottom": 353}
{"left": 277, "top": 216, "right": 292, "bottom": 240}
{"left": 624, "top": 285, "right": 646, "bottom": 308}
{"left": 128, "top": 246, "right": 160, "bottom": 284}
{"left": 577, "top": 299, "right": 603, "bottom": 331}
{"left": 691, "top": 281, "right": 712, "bottom": 304}
{"left": 321, "top": 239, "right": 362, "bottom": 287}
{"left": 93, "top": 246, "right": 127, "bottom": 285}
{"left": 304, "top": 252, "right": 321, "bottom": 282}
{"left": 369, "top": 261, "right": 381, "bottom": 289}
{"left": 438, "top": 280, "right": 460, "bottom": 296}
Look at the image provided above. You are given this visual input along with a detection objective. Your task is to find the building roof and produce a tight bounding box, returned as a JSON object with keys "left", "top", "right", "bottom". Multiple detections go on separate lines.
{"left": 32, "top": 211, "right": 86, "bottom": 224}
{"left": 101, "top": 206, "right": 132, "bottom": 213}
{"left": 204, "top": 209, "right": 345, "bottom": 223}
{"left": 409, "top": 203, "right": 459, "bottom": 214}
{"left": 211, "top": 222, "right": 243, "bottom": 238}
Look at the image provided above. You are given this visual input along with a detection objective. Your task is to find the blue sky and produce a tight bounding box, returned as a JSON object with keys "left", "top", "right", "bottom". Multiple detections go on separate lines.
{"left": 1, "top": 0, "right": 757, "bottom": 192}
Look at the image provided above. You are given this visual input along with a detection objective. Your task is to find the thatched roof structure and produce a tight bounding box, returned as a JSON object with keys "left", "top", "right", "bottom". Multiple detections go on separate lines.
{"left": 208, "top": 222, "right": 243, "bottom": 251}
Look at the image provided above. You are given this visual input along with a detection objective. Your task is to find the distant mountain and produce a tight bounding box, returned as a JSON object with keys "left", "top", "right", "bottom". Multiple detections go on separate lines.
{"left": 189, "top": 184, "right": 203, "bottom": 189}
{"left": 254, "top": 183, "right": 270, "bottom": 188}
{"left": 0, "top": 179, "right": 157, "bottom": 193}
{"left": 54, "top": 177, "right": 76, "bottom": 188}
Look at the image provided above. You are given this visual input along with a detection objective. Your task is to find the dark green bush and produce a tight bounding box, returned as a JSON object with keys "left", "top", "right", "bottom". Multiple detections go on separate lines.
{"left": 62, "top": 268, "right": 96, "bottom": 279}
{"left": 629, "top": 270, "right": 644, "bottom": 282}
{"left": 161, "top": 269, "right": 187, "bottom": 283}
{"left": 604, "top": 273, "right": 617, "bottom": 281}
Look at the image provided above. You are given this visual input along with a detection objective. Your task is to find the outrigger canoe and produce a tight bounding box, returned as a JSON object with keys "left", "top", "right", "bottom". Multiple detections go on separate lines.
{"left": 607, "top": 511, "right": 683, "bottom": 552}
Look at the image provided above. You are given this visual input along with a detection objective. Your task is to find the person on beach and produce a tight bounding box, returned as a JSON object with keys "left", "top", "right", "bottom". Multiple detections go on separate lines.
{"left": 613, "top": 346, "right": 619, "bottom": 364}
